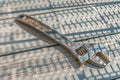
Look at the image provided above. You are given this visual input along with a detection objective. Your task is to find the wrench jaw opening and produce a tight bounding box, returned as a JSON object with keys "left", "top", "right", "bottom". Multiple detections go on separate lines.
{"left": 87, "top": 52, "right": 110, "bottom": 68}
{"left": 75, "top": 43, "right": 110, "bottom": 68}
{"left": 88, "top": 43, "right": 110, "bottom": 67}
{"left": 75, "top": 53, "right": 109, "bottom": 68}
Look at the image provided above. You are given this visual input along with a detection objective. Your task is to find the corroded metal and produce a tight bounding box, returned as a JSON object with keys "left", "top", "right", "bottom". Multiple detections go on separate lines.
{"left": 14, "top": 14, "right": 110, "bottom": 68}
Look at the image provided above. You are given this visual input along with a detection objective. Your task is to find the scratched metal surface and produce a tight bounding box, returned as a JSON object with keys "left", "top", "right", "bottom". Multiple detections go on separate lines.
{"left": 0, "top": 0, "right": 120, "bottom": 80}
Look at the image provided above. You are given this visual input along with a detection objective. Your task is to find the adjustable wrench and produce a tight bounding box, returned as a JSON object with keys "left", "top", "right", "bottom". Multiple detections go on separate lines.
{"left": 15, "top": 14, "right": 110, "bottom": 68}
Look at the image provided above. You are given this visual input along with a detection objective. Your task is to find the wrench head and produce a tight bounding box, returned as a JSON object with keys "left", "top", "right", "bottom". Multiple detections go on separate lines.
{"left": 76, "top": 43, "right": 110, "bottom": 67}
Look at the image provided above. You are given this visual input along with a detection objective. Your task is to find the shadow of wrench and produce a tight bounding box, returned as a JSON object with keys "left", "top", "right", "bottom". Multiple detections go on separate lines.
{"left": 14, "top": 14, "right": 110, "bottom": 68}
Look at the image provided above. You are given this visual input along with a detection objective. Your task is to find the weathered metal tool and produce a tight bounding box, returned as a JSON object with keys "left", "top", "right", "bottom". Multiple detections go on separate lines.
{"left": 14, "top": 14, "right": 110, "bottom": 68}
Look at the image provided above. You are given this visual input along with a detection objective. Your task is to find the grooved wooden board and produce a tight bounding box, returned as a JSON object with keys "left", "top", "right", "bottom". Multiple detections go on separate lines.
{"left": 0, "top": 0, "right": 120, "bottom": 80}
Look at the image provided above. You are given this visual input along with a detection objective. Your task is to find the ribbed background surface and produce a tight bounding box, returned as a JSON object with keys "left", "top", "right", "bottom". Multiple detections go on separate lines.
{"left": 0, "top": 0, "right": 120, "bottom": 80}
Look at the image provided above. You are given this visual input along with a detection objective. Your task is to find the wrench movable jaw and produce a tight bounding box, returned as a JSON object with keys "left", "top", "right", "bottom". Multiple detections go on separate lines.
{"left": 94, "top": 52, "right": 110, "bottom": 64}
{"left": 14, "top": 14, "right": 110, "bottom": 68}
